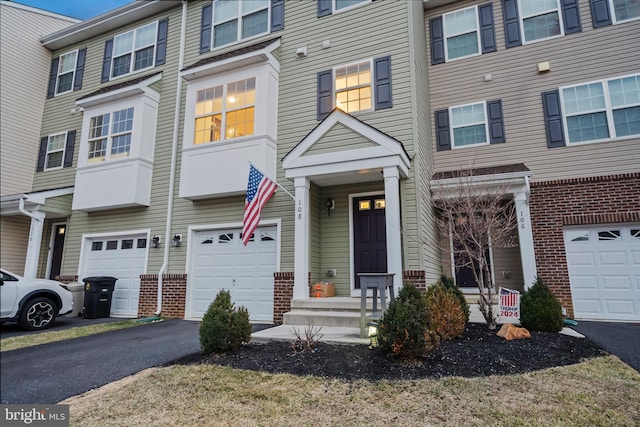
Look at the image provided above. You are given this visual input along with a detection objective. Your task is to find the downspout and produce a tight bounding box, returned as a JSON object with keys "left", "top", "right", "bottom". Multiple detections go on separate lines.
{"left": 156, "top": 0, "right": 187, "bottom": 315}
{"left": 18, "top": 196, "right": 38, "bottom": 220}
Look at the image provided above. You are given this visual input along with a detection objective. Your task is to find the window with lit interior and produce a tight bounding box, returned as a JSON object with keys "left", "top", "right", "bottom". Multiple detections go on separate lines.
{"left": 334, "top": 60, "right": 372, "bottom": 114}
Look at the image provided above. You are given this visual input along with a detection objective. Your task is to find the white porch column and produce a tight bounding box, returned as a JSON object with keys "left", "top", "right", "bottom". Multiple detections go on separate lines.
{"left": 514, "top": 192, "right": 537, "bottom": 289}
{"left": 383, "top": 167, "right": 403, "bottom": 290}
{"left": 24, "top": 211, "right": 46, "bottom": 278}
{"left": 293, "top": 177, "right": 310, "bottom": 299}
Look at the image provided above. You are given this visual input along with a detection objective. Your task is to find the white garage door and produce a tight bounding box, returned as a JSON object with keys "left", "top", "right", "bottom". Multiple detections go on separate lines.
{"left": 564, "top": 225, "right": 640, "bottom": 321}
{"left": 83, "top": 235, "right": 148, "bottom": 317}
{"left": 187, "top": 226, "right": 277, "bottom": 322}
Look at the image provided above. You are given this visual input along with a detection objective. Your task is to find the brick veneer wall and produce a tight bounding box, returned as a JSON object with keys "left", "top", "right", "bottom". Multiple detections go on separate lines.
{"left": 403, "top": 270, "right": 427, "bottom": 291}
{"left": 139, "top": 274, "right": 187, "bottom": 319}
{"left": 273, "top": 272, "right": 295, "bottom": 325}
{"left": 529, "top": 173, "right": 640, "bottom": 318}
{"left": 55, "top": 275, "right": 79, "bottom": 284}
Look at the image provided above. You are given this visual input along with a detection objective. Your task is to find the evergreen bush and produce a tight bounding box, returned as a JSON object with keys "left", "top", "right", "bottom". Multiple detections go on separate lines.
{"left": 199, "top": 290, "right": 251, "bottom": 354}
{"left": 378, "top": 284, "right": 440, "bottom": 358}
{"left": 520, "top": 277, "right": 563, "bottom": 332}
{"left": 425, "top": 283, "right": 466, "bottom": 340}
{"left": 438, "top": 275, "right": 470, "bottom": 323}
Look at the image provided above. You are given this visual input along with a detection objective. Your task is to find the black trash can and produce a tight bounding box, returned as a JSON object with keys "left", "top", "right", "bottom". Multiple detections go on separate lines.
{"left": 82, "top": 276, "right": 117, "bottom": 319}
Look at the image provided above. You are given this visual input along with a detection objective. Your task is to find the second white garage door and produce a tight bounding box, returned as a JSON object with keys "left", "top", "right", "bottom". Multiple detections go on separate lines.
{"left": 186, "top": 226, "right": 277, "bottom": 322}
{"left": 564, "top": 224, "right": 640, "bottom": 321}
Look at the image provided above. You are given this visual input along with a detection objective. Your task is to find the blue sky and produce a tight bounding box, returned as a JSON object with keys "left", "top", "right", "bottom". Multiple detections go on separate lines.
{"left": 12, "top": 0, "right": 134, "bottom": 20}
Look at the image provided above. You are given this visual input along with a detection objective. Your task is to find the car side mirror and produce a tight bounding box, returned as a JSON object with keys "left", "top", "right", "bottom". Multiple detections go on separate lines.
{"left": 0, "top": 278, "right": 4, "bottom": 286}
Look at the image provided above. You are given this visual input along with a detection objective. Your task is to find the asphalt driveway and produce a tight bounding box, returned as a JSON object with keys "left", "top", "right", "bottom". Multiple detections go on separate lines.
{"left": 571, "top": 321, "right": 640, "bottom": 372}
{"left": 1, "top": 319, "right": 201, "bottom": 404}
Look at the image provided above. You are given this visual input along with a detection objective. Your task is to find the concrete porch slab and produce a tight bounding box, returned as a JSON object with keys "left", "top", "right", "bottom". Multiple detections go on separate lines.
{"left": 252, "top": 325, "right": 369, "bottom": 345}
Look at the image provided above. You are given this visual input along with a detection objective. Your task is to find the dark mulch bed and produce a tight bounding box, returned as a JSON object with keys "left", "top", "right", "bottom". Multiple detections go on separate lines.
{"left": 173, "top": 324, "right": 606, "bottom": 381}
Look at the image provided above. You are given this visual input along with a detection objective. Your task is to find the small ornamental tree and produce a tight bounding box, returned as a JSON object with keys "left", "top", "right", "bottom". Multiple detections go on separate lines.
{"left": 520, "top": 277, "right": 564, "bottom": 332}
{"left": 438, "top": 275, "right": 470, "bottom": 323}
{"left": 432, "top": 169, "right": 518, "bottom": 330}
{"left": 378, "top": 284, "right": 440, "bottom": 358}
{"left": 199, "top": 290, "right": 251, "bottom": 354}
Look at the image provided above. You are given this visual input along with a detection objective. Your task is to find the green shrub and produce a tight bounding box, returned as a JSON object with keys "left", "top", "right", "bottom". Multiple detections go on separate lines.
{"left": 520, "top": 277, "right": 563, "bottom": 332}
{"left": 438, "top": 275, "right": 470, "bottom": 323}
{"left": 425, "top": 283, "right": 466, "bottom": 340}
{"left": 378, "top": 284, "right": 440, "bottom": 358}
{"left": 199, "top": 290, "right": 251, "bottom": 354}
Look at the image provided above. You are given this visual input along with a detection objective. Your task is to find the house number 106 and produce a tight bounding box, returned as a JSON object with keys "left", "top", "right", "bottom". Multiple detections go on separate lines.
{"left": 520, "top": 211, "right": 526, "bottom": 229}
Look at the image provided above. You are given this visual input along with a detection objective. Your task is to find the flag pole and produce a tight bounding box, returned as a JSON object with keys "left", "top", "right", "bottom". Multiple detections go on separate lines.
{"left": 249, "top": 162, "right": 295, "bottom": 200}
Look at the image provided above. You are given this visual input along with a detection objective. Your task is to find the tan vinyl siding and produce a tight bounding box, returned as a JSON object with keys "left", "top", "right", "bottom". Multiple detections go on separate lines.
{"left": 0, "top": 4, "right": 76, "bottom": 196}
{"left": 0, "top": 216, "right": 31, "bottom": 275}
{"left": 427, "top": 0, "right": 640, "bottom": 181}
{"left": 303, "top": 124, "right": 377, "bottom": 156}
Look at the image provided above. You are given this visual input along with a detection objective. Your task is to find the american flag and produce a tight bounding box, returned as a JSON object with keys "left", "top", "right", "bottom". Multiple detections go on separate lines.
{"left": 242, "top": 164, "right": 277, "bottom": 246}
{"left": 499, "top": 287, "right": 519, "bottom": 308}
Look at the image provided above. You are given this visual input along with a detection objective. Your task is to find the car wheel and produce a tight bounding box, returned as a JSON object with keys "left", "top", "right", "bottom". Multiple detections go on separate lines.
{"left": 18, "top": 297, "right": 58, "bottom": 330}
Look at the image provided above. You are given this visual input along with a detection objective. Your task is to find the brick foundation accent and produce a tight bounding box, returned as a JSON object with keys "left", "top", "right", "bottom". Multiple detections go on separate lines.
{"left": 403, "top": 270, "right": 427, "bottom": 291}
{"left": 55, "top": 275, "right": 79, "bottom": 284}
{"left": 138, "top": 274, "right": 187, "bottom": 319}
{"left": 530, "top": 173, "right": 640, "bottom": 318}
{"left": 273, "top": 272, "right": 295, "bottom": 325}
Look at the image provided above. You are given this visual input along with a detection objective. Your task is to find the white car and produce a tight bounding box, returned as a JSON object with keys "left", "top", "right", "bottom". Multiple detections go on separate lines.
{"left": 0, "top": 268, "right": 73, "bottom": 330}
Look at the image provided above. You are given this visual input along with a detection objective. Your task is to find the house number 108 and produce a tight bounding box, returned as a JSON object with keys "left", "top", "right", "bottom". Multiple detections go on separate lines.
{"left": 297, "top": 200, "right": 302, "bottom": 220}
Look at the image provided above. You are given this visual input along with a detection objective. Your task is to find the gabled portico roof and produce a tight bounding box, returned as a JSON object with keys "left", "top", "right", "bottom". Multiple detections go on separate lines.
{"left": 282, "top": 109, "right": 411, "bottom": 186}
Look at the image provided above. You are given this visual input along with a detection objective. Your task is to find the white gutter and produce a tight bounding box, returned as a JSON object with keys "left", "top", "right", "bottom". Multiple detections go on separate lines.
{"left": 156, "top": 0, "right": 187, "bottom": 315}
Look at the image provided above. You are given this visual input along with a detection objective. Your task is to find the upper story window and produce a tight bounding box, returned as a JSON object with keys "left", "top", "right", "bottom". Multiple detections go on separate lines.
{"left": 47, "top": 48, "right": 86, "bottom": 98}
{"left": 194, "top": 77, "right": 256, "bottom": 144}
{"left": 592, "top": 0, "right": 640, "bottom": 26}
{"left": 335, "top": 60, "right": 372, "bottom": 114}
{"left": 36, "top": 131, "right": 76, "bottom": 172}
{"left": 101, "top": 18, "right": 168, "bottom": 83}
{"left": 200, "top": 1, "right": 283, "bottom": 53}
{"left": 519, "top": 0, "right": 562, "bottom": 43}
{"left": 317, "top": 56, "right": 392, "bottom": 120}
{"left": 502, "top": 0, "right": 581, "bottom": 48}
{"left": 317, "top": 0, "right": 370, "bottom": 16}
{"left": 112, "top": 22, "right": 157, "bottom": 78}
{"left": 435, "top": 100, "right": 505, "bottom": 151}
{"left": 87, "top": 107, "right": 134, "bottom": 163}
{"left": 561, "top": 74, "right": 640, "bottom": 144}
{"left": 429, "top": 3, "right": 496, "bottom": 65}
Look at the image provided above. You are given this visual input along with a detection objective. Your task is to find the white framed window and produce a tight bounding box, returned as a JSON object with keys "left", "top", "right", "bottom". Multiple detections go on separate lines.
{"left": 561, "top": 73, "right": 640, "bottom": 144}
{"left": 194, "top": 77, "right": 256, "bottom": 144}
{"left": 334, "top": 0, "right": 370, "bottom": 13}
{"left": 211, "top": 0, "right": 269, "bottom": 49}
{"left": 111, "top": 22, "right": 158, "bottom": 78}
{"left": 610, "top": 0, "right": 640, "bottom": 23}
{"left": 518, "top": 0, "right": 563, "bottom": 43}
{"left": 87, "top": 107, "right": 134, "bottom": 163}
{"left": 334, "top": 59, "right": 373, "bottom": 114}
{"left": 450, "top": 101, "right": 489, "bottom": 148}
{"left": 55, "top": 50, "right": 78, "bottom": 95}
{"left": 44, "top": 133, "right": 67, "bottom": 170}
{"left": 442, "top": 6, "right": 481, "bottom": 61}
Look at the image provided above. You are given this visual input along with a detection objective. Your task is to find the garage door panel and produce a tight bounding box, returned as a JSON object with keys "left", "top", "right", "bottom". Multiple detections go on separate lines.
{"left": 565, "top": 224, "right": 640, "bottom": 321}
{"left": 187, "top": 226, "right": 277, "bottom": 321}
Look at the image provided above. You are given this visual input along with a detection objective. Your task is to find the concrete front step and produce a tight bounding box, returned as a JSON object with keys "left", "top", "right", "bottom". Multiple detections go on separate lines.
{"left": 284, "top": 310, "right": 376, "bottom": 329}
{"left": 291, "top": 297, "right": 378, "bottom": 311}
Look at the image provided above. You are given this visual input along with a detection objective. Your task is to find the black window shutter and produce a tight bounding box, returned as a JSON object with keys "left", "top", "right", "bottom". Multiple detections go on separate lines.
{"left": 541, "top": 90, "right": 566, "bottom": 148}
{"left": 479, "top": 3, "right": 497, "bottom": 53}
{"left": 590, "top": 0, "right": 612, "bottom": 27}
{"left": 317, "top": 0, "right": 331, "bottom": 17}
{"left": 271, "top": 0, "right": 284, "bottom": 31}
{"left": 435, "top": 109, "right": 451, "bottom": 151}
{"left": 63, "top": 130, "right": 76, "bottom": 168}
{"left": 561, "top": 0, "right": 582, "bottom": 34}
{"left": 502, "top": 0, "right": 522, "bottom": 48}
{"left": 200, "top": 3, "right": 213, "bottom": 54}
{"left": 486, "top": 100, "right": 505, "bottom": 144}
{"left": 317, "top": 70, "right": 333, "bottom": 120}
{"left": 73, "top": 48, "right": 87, "bottom": 91}
{"left": 101, "top": 38, "right": 113, "bottom": 83}
{"left": 430, "top": 16, "right": 445, "bottom": 65}
{"left": 374, "top": 56, "right": 392, "bottom": 110}
{"left": 37, "top": 137, "right": 48, "bottom": 172}
{"left": 47, "top": 57, "right": 59, "bottom": 98}
{"left": 155, "top": 18, "right": 169, "bottom": 66}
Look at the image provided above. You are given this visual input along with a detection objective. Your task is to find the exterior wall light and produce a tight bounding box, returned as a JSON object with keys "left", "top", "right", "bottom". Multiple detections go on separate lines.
{"left": 171, "top": 234, "right": 182, "bottom": 247}
{"left": 326, "top": 198, "right": 335, "bottom": 216}
{"left": 151, "top": 236, "right": 161, "bottom": 248}
{"left": 367, "top": 321, "right": 379, "bottom": 349}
